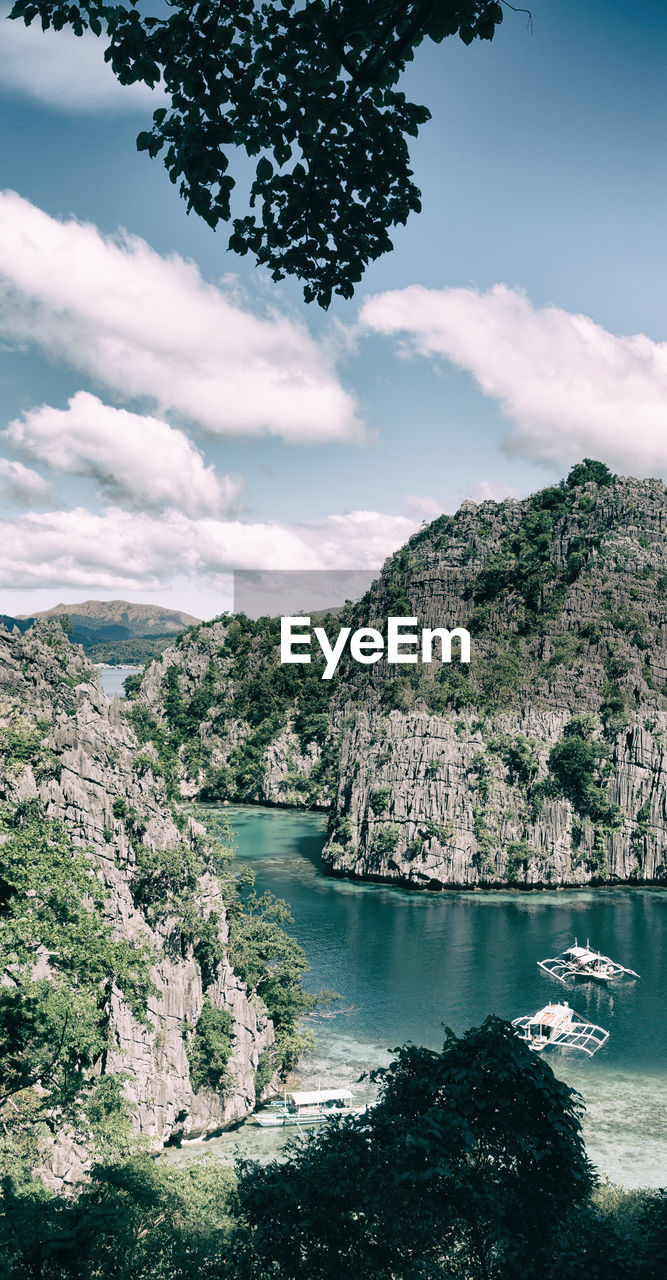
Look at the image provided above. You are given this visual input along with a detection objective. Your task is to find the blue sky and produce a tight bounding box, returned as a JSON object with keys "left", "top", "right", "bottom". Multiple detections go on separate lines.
{"left": 1, "top": 1, "right": 667, "bottom": 619}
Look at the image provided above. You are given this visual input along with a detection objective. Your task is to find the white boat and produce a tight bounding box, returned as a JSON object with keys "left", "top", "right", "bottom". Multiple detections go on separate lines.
{"left": 255, "top": 1088, "right": 364, "bottom": 1127}
{"left": 512, "top": 1002, "right": 609, "bottom": 1056}
{"left": 538, "top": 939, "right": 640, "bottom": 984}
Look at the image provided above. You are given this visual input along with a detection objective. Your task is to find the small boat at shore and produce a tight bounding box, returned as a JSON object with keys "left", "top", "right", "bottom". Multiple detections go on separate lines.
{"left": 512, "top": 1002, "right": 609, "bottom": 1056}
{"left": 538, "top": 940, "right": 640, "bottom": 985}
{"left": 255, "top": 1088, "right": 364, "bottom": 1127}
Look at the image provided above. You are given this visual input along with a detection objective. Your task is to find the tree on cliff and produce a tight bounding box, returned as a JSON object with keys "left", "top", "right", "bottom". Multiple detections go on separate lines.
{"left": 8, "top": 0, "right": 518, "bottom": 307}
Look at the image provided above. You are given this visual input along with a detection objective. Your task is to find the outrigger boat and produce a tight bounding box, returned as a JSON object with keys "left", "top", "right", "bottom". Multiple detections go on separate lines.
{"left": 538, "top": 939, "right": 640, "bottom": 985}
{"left": 255, "top": 1088, "right": 365, "bottom": 1127}
{"left": 512, "top": 1002, "right": 609, "bottom": 1056}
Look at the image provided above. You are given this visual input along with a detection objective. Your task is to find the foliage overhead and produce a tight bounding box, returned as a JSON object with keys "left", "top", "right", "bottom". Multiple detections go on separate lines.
{"left": 10, "top": 0, "right": 506, "bottom": 306}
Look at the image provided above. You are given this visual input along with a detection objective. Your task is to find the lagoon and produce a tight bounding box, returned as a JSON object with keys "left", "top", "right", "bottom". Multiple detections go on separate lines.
{"left": 180, "top": 804, "right": 667, "bottom": 1186}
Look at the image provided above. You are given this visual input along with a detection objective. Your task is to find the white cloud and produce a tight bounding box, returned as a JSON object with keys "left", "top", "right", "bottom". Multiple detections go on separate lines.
{"left": 0, "top": 10, "right": 163, "bottom": 112}
{"left": 6, "top": 392, "right": 241, "bottom": 517}
{"left": 0, "top": 506, "right": 417, "bottom": 591}
{"left": 361, "top": 284, "right": 667, "bottom": 474}
{"left": 0, "top": 457, "right": 50, "bottom": 504}
{"left": 296, "top": 510, "right": 417, "bottom": 571}
{"left": 0, "top": 191, "right": 363, "bottom": 445}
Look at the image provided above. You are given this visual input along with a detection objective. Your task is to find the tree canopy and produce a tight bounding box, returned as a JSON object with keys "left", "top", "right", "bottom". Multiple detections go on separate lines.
{"left": 9, "top": 0, "right": 509, "bottom": 306}
{"left": 2, "top": 1017, "right": 667, "bottom": 1279}
{"left": 234, "top": 1017, "right": 594, "bottom": 1280}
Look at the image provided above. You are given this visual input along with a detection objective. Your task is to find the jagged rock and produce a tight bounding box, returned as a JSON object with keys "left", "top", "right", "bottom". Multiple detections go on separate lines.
{"left": 0, "top": 622, "right": 273, "bottom": 1188}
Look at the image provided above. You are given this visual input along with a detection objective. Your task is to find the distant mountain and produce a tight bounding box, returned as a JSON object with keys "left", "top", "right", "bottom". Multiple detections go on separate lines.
{"left": 17, "top": 600, "right": 201, "bottom": 638}
{"left": 11, "top": 600, "right": 202, "bottom": 663}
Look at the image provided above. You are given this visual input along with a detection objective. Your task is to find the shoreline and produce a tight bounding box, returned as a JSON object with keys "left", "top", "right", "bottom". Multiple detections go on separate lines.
{"left": 196, "top": 799, "right": 667, "bottom": 896}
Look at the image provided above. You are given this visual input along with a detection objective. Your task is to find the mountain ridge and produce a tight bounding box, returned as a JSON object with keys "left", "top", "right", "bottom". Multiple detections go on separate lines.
{"left": 16, "top": 599, "right": 201, "bottom": 633}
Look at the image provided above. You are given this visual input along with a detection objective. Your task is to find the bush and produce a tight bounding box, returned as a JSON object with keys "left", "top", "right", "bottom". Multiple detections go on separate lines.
{"left": 548, "top": 717, "right": 618, "bottom": 830}
{"left": 186, "top": 1000, "right": 234, "bottom": 1093}
{"left": 506, "top": 839, "right": 532, "bottom": 884}
{"left": 567, "top": 458, "right": 615, "bottom": 487}
{"left": 372, "top": 824, "right": 400, "bottom": 855}
{"left": 488, "top": 733, "right": 539, "bottom": 785}
{"left": 370, "top": 786, "right": 391, "bottom": 813}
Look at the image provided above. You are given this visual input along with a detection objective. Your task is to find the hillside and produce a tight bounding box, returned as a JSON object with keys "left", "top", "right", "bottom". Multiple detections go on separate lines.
{"left": 0, "top": 622, "right": 314, "bottom": 1187}
{"left": 129, "top": 462, "right": 667, "bottom": 889}
{"left": 0, "top": 613, "right": 32, "bottom": 634}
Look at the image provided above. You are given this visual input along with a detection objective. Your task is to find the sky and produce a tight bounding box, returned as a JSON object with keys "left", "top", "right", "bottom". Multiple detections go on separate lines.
{"left": 1, "top": 1, "right": 667, "bottom": 620}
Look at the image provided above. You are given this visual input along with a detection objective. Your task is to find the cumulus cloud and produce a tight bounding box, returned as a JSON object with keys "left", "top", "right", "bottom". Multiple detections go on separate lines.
{"left": 0, "top": 457, "right": 50, "bottom": 505}
{"left": 0, "top": 9, "right": 163, "bottom": 112}
{"left": 0, "top": 191, "right": 363, "bottom": 445}
{"left": 0, "top": 506, "right": 417, "bottom": 591}
{"left": 6, "top": 392, "right": 241, "bottom": 517}
{"left": 361, "top": 284, "right": 667, "bottom": 474}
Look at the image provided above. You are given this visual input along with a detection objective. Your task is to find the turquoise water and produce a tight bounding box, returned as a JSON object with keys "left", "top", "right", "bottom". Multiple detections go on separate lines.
{"left": 183, "top": 805, "right": 667, "bottom": 1186}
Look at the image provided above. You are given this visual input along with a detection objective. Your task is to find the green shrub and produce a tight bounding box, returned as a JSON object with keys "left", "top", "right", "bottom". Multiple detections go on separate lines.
{"left": 372, "top": 824, "right": 400, "bottom": 855}
{"left": 548, "top": 717, "right": 619, "bottom": 832}
{"left": 186, "top": 1000, "right": 234, "bottom": 1093}
{"left": 566, "top": 459, "right": 615, "bottom": 487}
{"left": 488, "top": 734, "right": 539, "bottom": 785}
{"left": 370, "top": 786, "right": 391, "bottom": 813}
{"left": 505, "top": 839, "right": 532, "bottom": 884}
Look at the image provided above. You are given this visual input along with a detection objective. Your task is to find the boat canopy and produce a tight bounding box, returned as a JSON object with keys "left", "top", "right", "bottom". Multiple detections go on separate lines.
{"left": 529, "top": 1004, "right": 570, "bottom": 1027}
{"left": 565, "top": 946, "right": 598, "bottom": 961}
{"left": 513, "top": 1002, "right": 609, "bottom": 1055}
{"left": 290, "top": 1089, "right": 353, "bottom": 1106}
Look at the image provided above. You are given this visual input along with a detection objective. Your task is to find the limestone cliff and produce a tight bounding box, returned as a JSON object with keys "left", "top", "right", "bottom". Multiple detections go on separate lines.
{"left": 323, "top": 469, "right": 667, "bottom": 887}
{"left": 0, "top": 622, "right": 272, "bottom": 1186}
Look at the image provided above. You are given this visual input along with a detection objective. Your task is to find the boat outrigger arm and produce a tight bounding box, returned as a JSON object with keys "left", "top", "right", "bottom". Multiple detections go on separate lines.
{"left": 538, "top": 941, "right": 640, "bottom": 984}
{"left": 512, "top": 1003, "right": 609, "bottom": 1056}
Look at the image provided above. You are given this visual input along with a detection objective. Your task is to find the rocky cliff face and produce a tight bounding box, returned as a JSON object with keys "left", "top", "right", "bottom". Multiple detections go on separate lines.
{"left": 323, "top": 470, "right": 667, "bottom": 887}
{"left": 323, "top": 704, "right": 667, "bottom": 888}
{"left": 0, "top": 622, "right": 272, "bottom": 1187}
{"left": 130, "top": 466, "right": 667, "bottom": 891}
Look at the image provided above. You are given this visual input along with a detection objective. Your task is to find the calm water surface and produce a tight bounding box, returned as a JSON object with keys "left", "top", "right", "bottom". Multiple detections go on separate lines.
{"left": 97, "top": 666, "right": 140, "bottom": 697}
{"left": 179, "top": 805, "right": 667, "bottom": 1185}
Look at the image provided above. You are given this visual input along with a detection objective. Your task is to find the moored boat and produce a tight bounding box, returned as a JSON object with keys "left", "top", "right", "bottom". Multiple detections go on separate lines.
{"left": 538, "top": 940, "right": 640, "bottom": 984}
{"left": 512, "top": 1002, "right": 609, "bottom": 1056}
{"left": 255, "top": 1088, "right": 364, "bottom": 1127}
